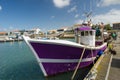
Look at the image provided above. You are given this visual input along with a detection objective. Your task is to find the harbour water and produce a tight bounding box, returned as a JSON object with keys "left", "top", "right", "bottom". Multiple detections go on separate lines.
{"left": 0, "top": 40, "right": 91, "bottom": 80}
{"left": 0, "top": 41, "right": 45, "bottom": 80}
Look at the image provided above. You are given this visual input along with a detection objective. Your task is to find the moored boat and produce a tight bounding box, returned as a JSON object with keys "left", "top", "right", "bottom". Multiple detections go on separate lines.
{"left": 22, "top": 25, "right": 107, "bottom": 77}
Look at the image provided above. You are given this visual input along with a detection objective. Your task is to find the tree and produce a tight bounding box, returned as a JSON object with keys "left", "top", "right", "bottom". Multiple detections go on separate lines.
{"left": 104, "top": 24, "right": 112, "bottom": 30}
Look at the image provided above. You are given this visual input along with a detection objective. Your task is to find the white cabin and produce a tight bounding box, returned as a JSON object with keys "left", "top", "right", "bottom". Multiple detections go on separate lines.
{"left": 75, "top": 26, "right": 96, "bottom": 47}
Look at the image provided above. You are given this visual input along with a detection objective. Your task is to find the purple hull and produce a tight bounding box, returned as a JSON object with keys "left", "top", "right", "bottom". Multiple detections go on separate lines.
{"left": 28, "top": 41, "right": 107, "bottom": 76}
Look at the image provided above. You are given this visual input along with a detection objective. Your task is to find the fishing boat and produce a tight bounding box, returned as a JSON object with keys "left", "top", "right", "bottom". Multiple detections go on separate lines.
{"left": 22, "top": 25, "right": 107, "bottom": 77}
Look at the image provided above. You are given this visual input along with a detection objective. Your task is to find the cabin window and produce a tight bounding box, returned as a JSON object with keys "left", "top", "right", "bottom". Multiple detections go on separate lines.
{"left": 90, "top": 31, "right": 93, "bottom": 35}
{"left": 85, "top": 31, "right": 88, "bottom": 36}
{"left": 81, "top": 31, "right": 84, "bottom": 36}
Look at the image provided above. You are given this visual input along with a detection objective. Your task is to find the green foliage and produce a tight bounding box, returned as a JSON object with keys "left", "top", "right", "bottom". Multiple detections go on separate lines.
{"left": 104, "top": 24, "right": 112, "bottom": 30}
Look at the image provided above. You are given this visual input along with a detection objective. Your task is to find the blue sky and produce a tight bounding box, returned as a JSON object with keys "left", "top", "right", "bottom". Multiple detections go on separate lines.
{"left": 0, "top": 0, "right": 120, "bottom": 31}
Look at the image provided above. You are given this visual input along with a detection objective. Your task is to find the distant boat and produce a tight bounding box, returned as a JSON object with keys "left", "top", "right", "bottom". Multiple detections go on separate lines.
{"left": 22, "top": 26, "right": 107, "bottom": 77}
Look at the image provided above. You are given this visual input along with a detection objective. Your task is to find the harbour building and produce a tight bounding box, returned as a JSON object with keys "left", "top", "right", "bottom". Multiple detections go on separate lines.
{"left": 113, "top": 22, "right": 120, "bottom": 30}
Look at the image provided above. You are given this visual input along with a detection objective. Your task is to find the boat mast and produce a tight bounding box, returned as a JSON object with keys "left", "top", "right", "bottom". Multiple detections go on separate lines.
{"left": 83, "top": 1, "right": 92, "bottom": 25}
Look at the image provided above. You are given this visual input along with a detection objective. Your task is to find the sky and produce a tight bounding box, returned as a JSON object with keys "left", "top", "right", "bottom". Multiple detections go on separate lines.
{"left": 0, "top": 0, "right": 120, "bottom": 31}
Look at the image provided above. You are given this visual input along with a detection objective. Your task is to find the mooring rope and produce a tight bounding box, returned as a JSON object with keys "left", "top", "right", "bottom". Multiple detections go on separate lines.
{"left": 71, "top": 47, "right": 86, "bottom": 80}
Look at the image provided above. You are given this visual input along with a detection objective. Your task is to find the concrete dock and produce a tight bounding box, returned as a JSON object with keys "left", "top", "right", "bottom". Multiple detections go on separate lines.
{"left": 95, "top": 33, "right": 120, "bottom": 80}
{"left": 95, "top": 52, "right": 111, "bottom": 80}
{"left": 108, "top": 35, "right": 120, "bottom": 80}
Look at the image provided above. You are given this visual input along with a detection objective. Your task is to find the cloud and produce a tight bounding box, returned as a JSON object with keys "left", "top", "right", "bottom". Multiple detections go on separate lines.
{"left": 97, "top": 0, "right": 120, "bottom": 7}
{"left": 75, "top": 9, "right": 120, "bottom": 24}
{"left": 0, "top": 5, "right": 2, "bottom": 11}
{"left": 68, "top": 5, "right": 77, "bottom": 13}
{"left": 92, "top": 9, "right": 120, "bottom": 24}
{"left": 75, "top": 19, "right": 83, "bottom": 24}
{"left": 53, "top": 0, "right": 70, "bottom": 8}
{"left": 51, "top": 16, "right": 55, "bottom": 19}
{"left": 75, "top": 14, "right": 79, "bottom": 18}
{"left": 9, "top": 26, "right": 14, "bottom": 30}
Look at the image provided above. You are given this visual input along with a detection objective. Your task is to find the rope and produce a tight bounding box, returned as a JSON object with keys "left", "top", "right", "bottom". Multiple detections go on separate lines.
{"left": 91, "top": 47, "right": 95, "bottom": 65}
{"left": 71, "top": 47, "right": 86, "bottom": 80}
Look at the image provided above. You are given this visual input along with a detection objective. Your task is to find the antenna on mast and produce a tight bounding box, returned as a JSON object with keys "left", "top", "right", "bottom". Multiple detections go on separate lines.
{"left": 83, "top": 0, "right": 93, "bottom": 25}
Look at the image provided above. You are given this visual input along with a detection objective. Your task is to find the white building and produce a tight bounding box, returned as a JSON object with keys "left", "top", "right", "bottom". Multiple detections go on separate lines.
{"left": 34, "top": 28, "right": 41, "bottom": 34}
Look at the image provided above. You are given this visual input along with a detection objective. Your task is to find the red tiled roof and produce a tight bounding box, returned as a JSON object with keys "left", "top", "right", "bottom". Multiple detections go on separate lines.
{"left": 0, "top": 32, "right": 7, "bottom": 34}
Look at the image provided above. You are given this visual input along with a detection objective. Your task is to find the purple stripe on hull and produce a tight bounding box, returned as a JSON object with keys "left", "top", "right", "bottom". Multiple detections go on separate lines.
{"left": 29, "top": 41, "right": 107, "bottom": 76}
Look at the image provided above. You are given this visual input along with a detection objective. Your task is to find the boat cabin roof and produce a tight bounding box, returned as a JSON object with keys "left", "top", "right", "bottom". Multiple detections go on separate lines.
{"left": 75, "top": 26, "right": 91, "bottom": 31}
